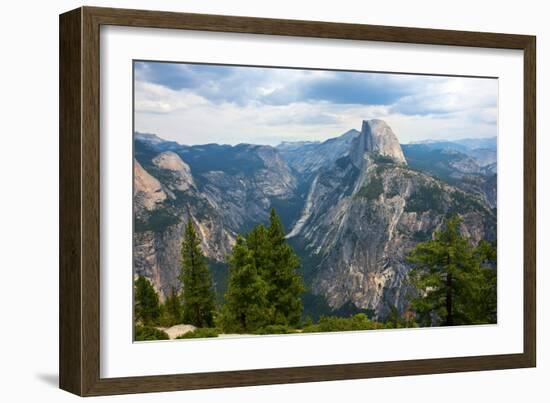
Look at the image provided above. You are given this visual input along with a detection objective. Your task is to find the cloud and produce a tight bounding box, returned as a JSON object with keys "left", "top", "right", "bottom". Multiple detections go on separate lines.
{"left": 134, "top": 81, "right": 208, "bottom": 113}
{"left": 391, "top": 76, "right": 497, "bottom": 116}
{"left": 134, "top": 61, "right": 234, "bottom": 91}
{"left": 134, "top": 61, "right": 498, "bottom": 145}
{"left": 295, "top": 73, "right": 418, "bottom": 105}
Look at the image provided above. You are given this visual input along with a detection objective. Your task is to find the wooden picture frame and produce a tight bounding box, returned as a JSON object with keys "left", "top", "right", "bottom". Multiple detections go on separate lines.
{"left": 59, "top": 6, "right": 536, "bottom": 396}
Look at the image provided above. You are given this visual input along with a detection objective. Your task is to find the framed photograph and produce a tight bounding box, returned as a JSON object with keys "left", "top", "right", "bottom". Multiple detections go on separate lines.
{"left": 59, "top": 6, "right": 536, "bottom": 396}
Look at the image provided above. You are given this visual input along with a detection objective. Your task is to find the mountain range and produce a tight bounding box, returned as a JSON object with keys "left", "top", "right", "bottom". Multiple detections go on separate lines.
{"left": 133, "top": 120, "right": 497, "bottom": 320}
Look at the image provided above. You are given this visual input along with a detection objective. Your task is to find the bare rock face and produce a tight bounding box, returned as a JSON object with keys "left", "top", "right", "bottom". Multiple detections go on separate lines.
{"left": 352, "top": 120, "right": 407, "bottom": 167}
{"left": 312, "top": 163, "right": 493, "bottom": 317}
{"left": 277, "top": 129, "right": 360, "bottom": 174}
{"left": 254, "top": 145, "right": 297, "bottom": 198}
{"left": 133, "top": 213, "right": 235, "bottom": 301}
{"left": 152, "top": 151, "right": 194, "bottom": 191}
{"left": 289, "top": 121, "right": 495, "bottom": 318}
{"left": 134, "top": 159, "right": 166, "bottom": 210}
{"left": 133, "top": 121, "right": 496, "bottom": 317}
{"left": 132, "top": 142, "right": 298, "bottom": 301}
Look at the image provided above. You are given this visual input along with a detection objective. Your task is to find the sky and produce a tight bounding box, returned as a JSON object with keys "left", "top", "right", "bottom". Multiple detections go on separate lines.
{"left": 134, "top": 61, "right": 498, "bottom": 146}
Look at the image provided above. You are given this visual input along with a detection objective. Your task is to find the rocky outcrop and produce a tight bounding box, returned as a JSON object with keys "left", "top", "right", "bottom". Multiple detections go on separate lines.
{"left": 134, "top": 212, "right": 235, "bottom": 300}
{"left": 253, "top": 145, "right": 297, "bottom": 198}
{"left": 134, "top": 159, "right": 166, "bottom": 211}
{"left": 133, "top": 121, "right": 496, "bottom": 316}
{"left": 469, "top": 148, "right": 497, "bottom": 166}
{"left": 402, "top": 143, "right": 497, "bottom": 210}
{"left": 290, "top": 156, "right": 495, "bottom": 318}
{"left": 152, "top": 151, "right": 194, "bottom": 191}
{"left": 287, "top": 121, "right": 494, "bottom": 318}
{"left": 351, "top": 120, "right": 407, "bottom": 167}
{"left": 133, "top": 141, "right": 298, "bottom": 301}
{"left": 277, "top": 129, "right": 359, "bottom": 175}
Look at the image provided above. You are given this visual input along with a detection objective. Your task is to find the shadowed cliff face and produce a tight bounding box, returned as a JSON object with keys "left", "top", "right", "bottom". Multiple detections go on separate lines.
{"left": 133, "top": 120, "right": 496, "bottom": 316}
{"left": 286, "top": 120, "right": 494, "bottom": 318}
{"left": 288, "top": 156, "right": 495, "bottom": 318}
{"left": 133, "top": 140, "right": 298, "bottom": 301}
{"left": 276, "top": 129, "right": 360, "bottom": 176}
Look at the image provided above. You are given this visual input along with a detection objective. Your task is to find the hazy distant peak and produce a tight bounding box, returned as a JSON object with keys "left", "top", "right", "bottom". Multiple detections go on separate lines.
{"left": 321, "top": 128, "right": 360, "bottom": 145}
{"left": 276, "top": 128, "right": 361, "bottom": 150}
{"left": 409, "top": 136, "right": 497, "bottom": 150}
{"left": 135, "top": 132, "right": 167, "bottom": 145}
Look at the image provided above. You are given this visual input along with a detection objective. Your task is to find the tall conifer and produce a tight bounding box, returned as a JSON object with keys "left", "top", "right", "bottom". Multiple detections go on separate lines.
{"left": 222, "top": 236, "right": 270, "bottom": 332}
{"left": 407, "top": 215, "right": 496, "bottom": 326}
{"left": 161, "top": 287, "right": 184, "bottom": 326}
{"left": 179, "top": 220, "right": 215, "bottom": 327}
{"left": 265, "top": 208, "right": 305, "bottom": 326}
{"left": 134, "top": 275, "right": 161, "bottom": 325}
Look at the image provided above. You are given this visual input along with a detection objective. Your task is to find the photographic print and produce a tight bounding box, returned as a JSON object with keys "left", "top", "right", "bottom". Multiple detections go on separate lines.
{"left": 132, "top": 61, "right": 498, "bottom": 341}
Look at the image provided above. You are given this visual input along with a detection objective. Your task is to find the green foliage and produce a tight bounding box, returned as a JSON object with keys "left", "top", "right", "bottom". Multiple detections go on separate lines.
{"left": 386, "top": 178, "right": 401, "bottom": 198}
{"left": 180, "top": 143, "right": 266, "bottom": 176}
{"left": 477, "top": 239, "right": 497, "bottom": 266}
{"left": 176, "top": 327, "right": 219, "bottom": 339}
{"left": 302, "top": 313, "right": 385, "bottom": 333}
{"left": 448, "top": 190, "right": 486, "bottom": 215}
{"left": 401, "top": 144, "right": 476, "bottom": 185}
{"left": 473, "top": 240, "right": 497, "bottom": 323}
{"left": 407, "top": 215, "right": 497, "bottom": 326}
{"left": 384, "top": 306, "right": 418, "bottom": 329}
{"left": 265, "top": 209, "right": 305, "bottom": 326}
{"left": 247, "top": 224, "right": 273, "bottom": 282}
{"left": 221, "top": 209, "right": 305, "bottom": 332}
{"left": 253, "top": 324, "right": 295, "bottom": 335}
{"left": 207, "top": 258, "right": 230, "bottom": 303}
{"left": 357, "top": 176, "right": 384, "bottom": 200}
{"left": 134, "top": 209, "right": 179, "bottom": 233}
{"left": 158, "top": 287, "right": 184, "bottom": 327}
{"left": 372, "top": 154, "right": 396, "bottom": 164}
{"left": 219, "top": 236, "right": 271, "bottom": 333}
{"left": 405, "top": 183, "right": 444, "bottom": 213}
{"left": 300, "top": 292, "right": 374, "bottom": 322}
{"left": 134, "top": 275, "right": 161, "bottom": 326}
{"left": 301, "top": 316, "right": 313, "bottom": 328}
{"left": 411, "top": 229, "right": 432, "bottom": 242}
{"left": 180, "top": 220, "right": 216, "bottom": 327}
{"left": 404, "top": 179, "right": 491, "bottom": 218}
{"left": 134, "top": 325, "right": 169, "bottom": 341}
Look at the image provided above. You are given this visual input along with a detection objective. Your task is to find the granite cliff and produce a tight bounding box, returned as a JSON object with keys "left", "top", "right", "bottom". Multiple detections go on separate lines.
{"left": 133, "top": 120, "right": 496, "bottom": 318}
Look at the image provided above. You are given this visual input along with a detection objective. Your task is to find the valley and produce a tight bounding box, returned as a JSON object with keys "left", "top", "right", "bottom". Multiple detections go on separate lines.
{"left": 133, "top": 119, "right": 497, "bottom": 321}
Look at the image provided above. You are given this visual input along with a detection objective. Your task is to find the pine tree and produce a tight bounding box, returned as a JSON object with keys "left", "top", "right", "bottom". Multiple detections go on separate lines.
{"left": 264, "top": 208, "right": 305, "bottom": 326}
{"left": 407, "top": 215, "right": 496, "bottom": 326}
{"left": 472, "top": 239, "right": 497, "bottom": 323}
{"left": 221, "top": 236, "right": 271, "bottom": 332}
{"left": 220, "top": 209, "right": 305, "bottom": 331}
{"left": 179, "top": 220, "right": 215, "bottom": 327}
{"left": 134, "top": 275, "right": 161, "bottom": 326}
{"left": 246, "top": 224, "right": 272, "bottom": 281}
{"left": 160, "top": 287, "right": 183, "bottom": 326}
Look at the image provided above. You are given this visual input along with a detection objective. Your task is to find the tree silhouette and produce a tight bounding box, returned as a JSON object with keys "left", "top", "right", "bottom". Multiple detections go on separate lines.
{"left": 221, "top": 236, "right": 271, "bottom": 332}
{"left": 134, "top": 275, "right": 160, "bottom": 325}
{"left": 179, "top": 220, "right": 215, "bottom": 327}
{"left": 407, "top": 215, "right": 497, "bottom": 326}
